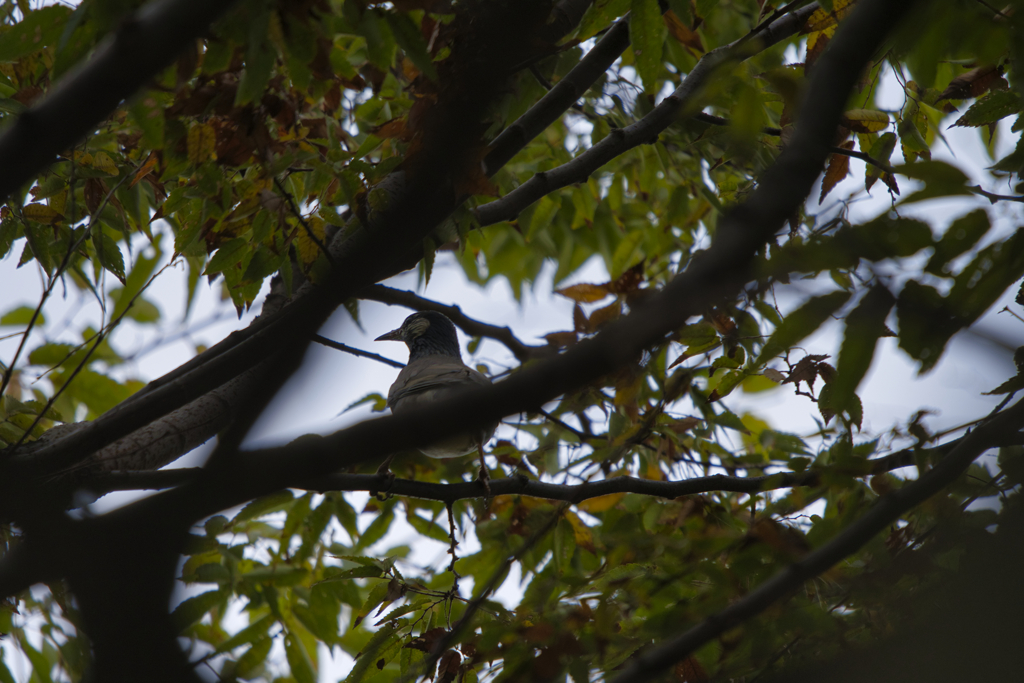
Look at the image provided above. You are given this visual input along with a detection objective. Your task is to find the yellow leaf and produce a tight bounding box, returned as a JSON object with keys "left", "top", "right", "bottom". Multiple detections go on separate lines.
{"left": 48, "top": 190, "right": 67, "bottom": 217}
{"left": 91, "top": 151, "right": 118, "bottom": 176}
{"left": 131, "top": 154, "right": 159, "bottom": 187}
{"left": 577, "top": 493, "right": 625, "bottom": 514}
{"left": 564, "top": 511, "right": 595, "bottom": 553}
{"left": 296, "top": 215, "right": 326, "bottom": 266}
{"left": 664, "top": 11, "right": 704, "bottom": 53}
{"left": 23, "top": 203, "right": 61, "bottom": 224}
{"left": 803, "top": 0, "right": 855, "bottom": 33}
{"left": 841, "top": 108, "right": 890, "bottom": 133}
{"left": 187, "top": 122, "right": 216, "bottom": 164}
{"left": 555, "top": 282, "right": 611, "bottom": 303}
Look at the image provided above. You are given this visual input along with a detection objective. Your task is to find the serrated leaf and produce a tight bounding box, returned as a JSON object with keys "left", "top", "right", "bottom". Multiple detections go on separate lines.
{"left": 953, "top": 90, "right": 1023, "bottom": 128}
{"left": 92, "top": 232, "right": 126, "bottom": 284}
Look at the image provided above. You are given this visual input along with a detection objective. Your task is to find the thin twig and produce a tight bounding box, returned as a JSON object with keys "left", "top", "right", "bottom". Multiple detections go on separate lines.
{"left": 359, "top": 284, "right": 548, "bottom": 362}
{"left": 312, "top": 334, "right": 405, "bottom": 368}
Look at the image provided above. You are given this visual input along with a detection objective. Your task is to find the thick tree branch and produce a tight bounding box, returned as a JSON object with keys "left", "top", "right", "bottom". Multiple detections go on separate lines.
{"left": 0, "top": 0, "right": 593, "bottom": 495}
{"left": 359, "top": 284, "right": 549, "bottom": 362}
{"left": 474, "top": 3, "right": 820, "bottom": 226}
{"left": 0, "top": 0, "right": 240, "bottom": 200}
{"left": 76, "top": 434, "right": 948, "bottom": 502}
{"left": 105, "top": 0, "right": 910, "bottom": 529}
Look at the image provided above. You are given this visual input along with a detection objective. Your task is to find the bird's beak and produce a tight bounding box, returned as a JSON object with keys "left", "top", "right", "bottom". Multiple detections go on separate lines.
{"left": 374, "top": 328, "right": 403, "bottom": 342}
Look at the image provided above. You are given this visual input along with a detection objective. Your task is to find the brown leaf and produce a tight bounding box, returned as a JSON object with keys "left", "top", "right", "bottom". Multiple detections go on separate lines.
{"left": 22, "top": 203, "right": 62, "bottom": 225}
{"left": 555, "top": 282, "right": 611, "bottom": 303}
{"left": 609, "top": 260, "right": 645, "bottom": 294}
{"left": 783, "top": 354, "right": 830, "bottom": 388}
{"left": 405, "top": 627, "right": 448, "bottom": 653}
{"left": 819, "top": 141, "right": 852, "bottom": 203}
{"left": 705, "top": 308, "right": 737, "bottom": 336}
{"left": 131, "top": 154, "right": 159, "bottom": 188}
{"left": 664, "top": 11, "right": 704, "bottom": 53}
{"left": 587, "top": 301, "right": 621, "bottom": 332}
{"left": 437, "top": 649, "right": 462, "bottom": 683}
{"left": 804, "top": 31, "right": 829, "bottom": 74}
{"left": 572, "top": 304, "right": 588, "bottom": 333}
{"left": 84, "top": 178, "right": 106, "bottom": 216}
{"left": 371, "top": 117, "right": 408, "bottom": 140}
{"left": 936, "top": 65, "right": 1005, "bottom": 101}
{"left": 674, "top": 656, "right": 710, "bottom": 682}
{"left": 544, "top": 331, "right": 578, "bottom": 348}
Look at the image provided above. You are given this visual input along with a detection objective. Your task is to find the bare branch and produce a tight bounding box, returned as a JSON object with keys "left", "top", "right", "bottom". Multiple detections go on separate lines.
{"left": 312, "top": 334, "right": 405, "bottom": 368}
{"left": 359, "top": 284, "right": 549, "bottom": 362}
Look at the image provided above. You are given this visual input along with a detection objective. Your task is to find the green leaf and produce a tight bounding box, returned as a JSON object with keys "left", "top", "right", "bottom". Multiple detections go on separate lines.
{"left": 236, "top": 7, "right": 276, "bottom": 105}
{"left": 360, "top": 9, "right": 396, "bottom": 70}
{"left": 0, "top": 305, "right": 44, "bottom": 327}
{"left": 757, "top": 291, "right": 851, "bottom": 363}
{"left": 406, "top": 510, "right": 450, "bottom": 543}
{"left": 630, "top": 0, "right": 664, "bottom": 93}
{"left": 232, "top": 490, "right": 295, "bottom": 524}
{"left": 925, "top": 209, "right": 991, "bottom": 275}
{"left": 896, "top": 280, "right": 961, "bottom": 373}
{"left": 953, "top": 90, "right": 1023, "bottom": 128}
{"left": 0, "top": 5, "right": 72, "bottom": 62}
{"left": 385, "top": 11, "right": 437, "bottom": 81}
{"left": 92, "top": 231, "right": 126, "bottom": 283}
{"left": 947, "top": 227, "right": 1024, "bottom": 321}
{"left": 171, "top": 589, "right": 227, "bottom": 632}
{"left": 205, "top": 238, "right": 249, "bottom": 275}
{"left": 235, "top": 636, "right": 273, "bottom": 678}
{"left": 285, "top": 632, "right": 318, "bottom": 683}
{"left": 832, "top": 285, "right": 895, "bottom": 414}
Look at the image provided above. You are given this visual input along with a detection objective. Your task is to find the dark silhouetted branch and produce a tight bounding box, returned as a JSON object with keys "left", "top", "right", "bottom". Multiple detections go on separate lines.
{"left": 359, "top": 284, "right": 549, "bottom": 362}
{"left": 0, "top": 0, "right": 240, "bottom": 200}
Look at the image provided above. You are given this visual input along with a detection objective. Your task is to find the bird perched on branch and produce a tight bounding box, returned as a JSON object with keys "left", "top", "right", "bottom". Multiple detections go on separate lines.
{"left": 375, "top": 310, "right": 495, "bottom": 488}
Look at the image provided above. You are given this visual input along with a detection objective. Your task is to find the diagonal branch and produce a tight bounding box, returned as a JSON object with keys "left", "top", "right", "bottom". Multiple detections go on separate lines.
{"left": 0, "top": 0, "right": 240, "bottom": 200}
{"left": 474, "top": 3, "right": 820, "bottom": 227}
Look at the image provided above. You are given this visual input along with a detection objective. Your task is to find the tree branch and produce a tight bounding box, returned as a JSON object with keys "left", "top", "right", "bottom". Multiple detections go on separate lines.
{"left": 359, "top": 284, "right": 549, "bottom": 362}
{"left": 0, "top": 0, "right": 240, "bottom": 200}
{"left": 474, "top": 3, "right": 820, "bottom": 226}
{"left": 484, "top": 12, "right": 632, "bottom": 175}
{"left": 312, "top": 334, "right": 405, "bottom": 368}
{"left": 606, "top": 381, "right": 1019, "bottom": 683}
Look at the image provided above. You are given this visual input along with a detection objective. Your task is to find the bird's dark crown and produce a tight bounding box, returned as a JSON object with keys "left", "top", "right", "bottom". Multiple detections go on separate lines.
{"left": 394, "top": 311, "right": 462, "bottom": 360}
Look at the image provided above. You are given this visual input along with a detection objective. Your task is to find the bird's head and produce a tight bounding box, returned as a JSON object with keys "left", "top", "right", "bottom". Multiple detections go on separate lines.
{"left": 375, "top": 311, "right": 462, "bottom": 360}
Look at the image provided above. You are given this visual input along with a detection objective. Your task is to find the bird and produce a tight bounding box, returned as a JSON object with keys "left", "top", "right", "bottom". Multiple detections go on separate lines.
{"left": 375, "top": 310, "right": 496, "bottom": 488}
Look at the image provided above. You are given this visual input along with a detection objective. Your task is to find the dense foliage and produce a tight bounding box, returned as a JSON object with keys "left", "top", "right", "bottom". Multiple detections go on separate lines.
{"left": 1, "top": 0, "right": 1023, "bottom": 681}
